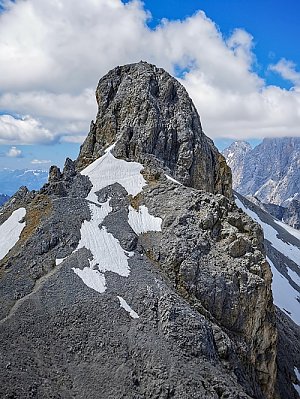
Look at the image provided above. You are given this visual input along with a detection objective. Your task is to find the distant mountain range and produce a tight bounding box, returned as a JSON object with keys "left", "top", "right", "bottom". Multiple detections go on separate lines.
{"left": 0, "top": 169, "right": 48, "bottom": 197}
{"left": 223, "top": 137, "right": 300, "bottom": 229}
{"left": 0, "top": 194, "right": 10, "bottom": 207}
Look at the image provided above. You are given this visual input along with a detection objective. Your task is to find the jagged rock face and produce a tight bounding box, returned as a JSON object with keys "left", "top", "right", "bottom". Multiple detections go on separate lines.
{"left": 223, "top": 137, "right": 300, "bottom": 230}
{"left": 223, "top": 137, "right": 300, "bottom": 205}
{"left": 245, "top": 196, "right": 300, "bottom": 231}
{"left": 222, "top": 141, "right": 252, "bottom": 189}
{"left": 77, "top": 62, "right": 231, "bottom": 197}
{"left": 283, "top": 199, "right": 300, "bottom": 229}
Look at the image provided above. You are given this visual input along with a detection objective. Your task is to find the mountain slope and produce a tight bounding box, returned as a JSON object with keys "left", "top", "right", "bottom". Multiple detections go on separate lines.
{"left": 222, "top": 138, "right": 300, "bottom": 230}
{"left": 77, "top": 62, "right": 232, "bottom": 197}
{"left": 0, "top": 62, "right": 291, "bottom": 399}
{"left": 236, "top": 137, "right": 300, "bottom": 205}
{"left": 234, "top": 192, "right": 300, "bottom": 398}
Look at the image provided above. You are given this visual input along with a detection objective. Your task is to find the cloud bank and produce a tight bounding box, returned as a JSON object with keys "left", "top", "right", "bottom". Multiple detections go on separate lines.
{"left": 0, "top": 0, "right": 299, "bottom": 144}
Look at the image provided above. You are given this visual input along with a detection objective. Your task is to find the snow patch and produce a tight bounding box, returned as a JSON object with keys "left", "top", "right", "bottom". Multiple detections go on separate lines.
{"left": 74, "top": 202, "right": 132, "bottom": 274}
{"left": 128, "top": 205, "right": 162, "bottom": 235}
{"left": 293, "top": 367, "right": 300, "bottom": 395}
{"left": 71, "top": 145, "right": 160, "bottom": 305}
{"left": 267, "top": 257, "right": 300, "bottom": 325}
{"left": 81, "top": 151, "right": 146, "bottom": 203}
{"left": 235, "top": 196, "right": 300, "bottom": 325}
{"left": 73, "top": 267, "right": 106, "bottom": 293}
{"left": 166, "top": 174, "right": 182, "bottom": 185}
{"left": 0, "top": 207, "right": 26, "bottom": 260}
{"left": 72, "top": 200, "right": 133, "bottom": 293}
{"left": 287, "top": 268, "right": 300, "bottom": 287}
{"left": 274, "top": 219, "right": 300, "bottom": 241}
{"left": 117, "top": 296, "right": 139, "bottom": 319}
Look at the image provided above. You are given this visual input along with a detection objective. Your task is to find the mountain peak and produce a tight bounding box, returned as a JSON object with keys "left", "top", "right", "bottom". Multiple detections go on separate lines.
{"left": 77, "top": 62, "right": 232, "bottom": 197}
{"left": 3, "top": 65, "right": 292, "bottom": 399}
{"left": 222, "top": 140, "right": 252, "bottom": 189}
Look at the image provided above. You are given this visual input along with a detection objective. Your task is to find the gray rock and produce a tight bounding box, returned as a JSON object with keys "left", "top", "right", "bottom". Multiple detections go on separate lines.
{"left": 77, "top": 61, "right": 232, "bottom": 198}
{"left": 283, "top": 199, "right": 300, "bottom": 229}
{"left": 0, "top": 63, "right": 291, "bottom": 399}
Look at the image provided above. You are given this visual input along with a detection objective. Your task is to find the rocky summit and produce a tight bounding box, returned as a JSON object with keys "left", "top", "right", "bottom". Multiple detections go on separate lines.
{"left": 0, "top": 62, "right": 298, "bottom": 398}
{"left": 77, "top": 61, "right": 231, "bottom": 197}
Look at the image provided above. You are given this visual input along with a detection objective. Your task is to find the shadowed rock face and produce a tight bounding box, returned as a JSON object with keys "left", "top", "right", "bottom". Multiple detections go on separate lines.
{"left": 77, "top": 61, "right": 232, "bottom": 197}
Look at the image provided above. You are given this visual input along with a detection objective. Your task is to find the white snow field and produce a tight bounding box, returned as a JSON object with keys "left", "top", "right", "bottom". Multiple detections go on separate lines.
{"left": 166, "top": 174, "right": 182, "bottom": 185}
{"left": 128, "top": 205, "right": 162, "bottom": 235}
{"left": 117, "top": 296, "right": 139, "bottom": 319}
{"left": 267, "top": 257, "right": 300, "bottom": 325}
{"left": 275, "top": 219, "right": 300, "bottom": 241}
{"left": 0, "top": 207, "right": 26, "bottom": 260}
{"left": 73, "top": 267, "right": 106, "bottom": 294}
{"left": 81, "top": 149, "right": 147, "bottom": 203}
{"left": 71, "top": 200, "right": 133, "bottom": 293}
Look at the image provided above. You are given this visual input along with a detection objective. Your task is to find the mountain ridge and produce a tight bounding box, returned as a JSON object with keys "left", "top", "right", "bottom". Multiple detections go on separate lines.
{"left": 0, "top": 62, "right": 298, "bottom": 398}
{"left": 222, "top": 137, "right": 300, "bottom": 230}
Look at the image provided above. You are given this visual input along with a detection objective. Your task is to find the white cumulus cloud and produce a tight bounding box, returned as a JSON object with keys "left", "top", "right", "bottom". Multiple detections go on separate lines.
{"left": 0, "top": 114, "right": 56, "bottom": 144}
{"left": 6, "top": 146, "right": 23, "bottom": 157}
{"left": 0, "top": 0, "right": 299, "bottom": 143}
{"left": 269, "top": 58, "right": 300, "bottom": 87}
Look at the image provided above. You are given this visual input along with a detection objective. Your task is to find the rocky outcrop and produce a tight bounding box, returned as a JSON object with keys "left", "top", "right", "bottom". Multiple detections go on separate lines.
{"left": 245, "top": 196, "right": 300, "bottom": 231}
{"left": 283, "top": 199, "right": 300, "bottom": 229}
{"left": 77, "top": 61, "right": 232, "bottom": 197}
{"left": 0, "top": 169, "right": 278, "bottom": 399}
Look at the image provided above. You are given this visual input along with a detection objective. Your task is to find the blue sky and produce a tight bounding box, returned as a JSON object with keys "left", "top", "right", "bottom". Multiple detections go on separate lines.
{"left": 0, "top": 0, "right": 300, "bottom": 169}
{"left": 143, "top": 0, "right": 300, "bottom": 89}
